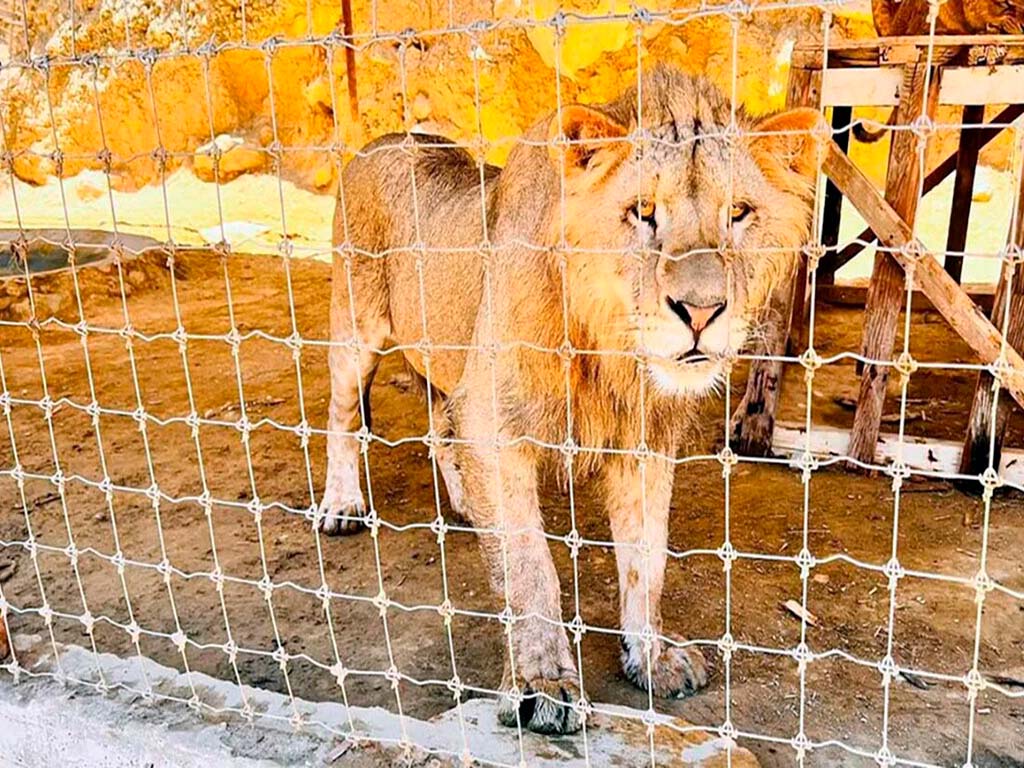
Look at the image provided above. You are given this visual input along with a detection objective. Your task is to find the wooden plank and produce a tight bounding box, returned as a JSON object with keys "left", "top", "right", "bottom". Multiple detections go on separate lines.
{"left": 795, "top": 35, "right": 1024, "bottom": 69}
{"left": 820, "top": 65, "right": 1024, "bottom": 106}
{"left": 729, "top": 67, "right": 820, "bottom": 457}
{"left": 822, "top": 68, "right": 902, "bottom": 106}
{"left": 818, "top": 282, "right": 995, "bottom": 312}
{"left": 849, "top": 60, "right": 941, "bottom": 464}
{"left": 772, "top": 423, "right": 1024, "bottom": 489}
{"left": 958, "top": 171, "right": 1024, "bottom": 492}
{"left": 823, "top": 143, "right": 1024, "bottom": 410}
{"left": 944, "top": 104, "right": 986, "bottom": 283}
{"left": 941, "top": 65, "right": 1024, "bottom": 105}
{"left": 825, "top": 103, "right": 1024, "bottom": 274}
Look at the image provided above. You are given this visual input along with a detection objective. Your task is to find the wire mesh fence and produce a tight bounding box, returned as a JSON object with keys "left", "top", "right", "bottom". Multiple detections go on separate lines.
{"left": 0, "top": 1, "right": 1022, "bottom": 766}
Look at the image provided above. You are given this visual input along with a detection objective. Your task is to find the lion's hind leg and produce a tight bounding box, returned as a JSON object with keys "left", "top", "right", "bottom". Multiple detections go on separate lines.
{"left": 319, "top": 255, "right": 389, "bottom": 536}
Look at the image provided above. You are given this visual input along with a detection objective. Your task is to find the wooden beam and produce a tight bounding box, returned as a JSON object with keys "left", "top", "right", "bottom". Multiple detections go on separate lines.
{"left": 944, "top": 104, "right": 986, "bottom": 283}
{"left": 818, "top": 282, "right": 995, "bottom": 313}
{"left": 825, "top": 103, "right": 1024, "bottom": 274}
{"left": 771, "top": 423, "right": 1024, "bottom": 489}
{"left": 340, "top": 0, "right": 360, "bottom": 124}
{"left": 729, "top": 67, "right": 820, "bottom": 457}
{"left": 820, "top": 105, "right": 852, "bottom": 286}
{"left": 821, "top": 68, "right": 902, "bottom": 106}
{"left": 795, "top": 35, "right": 1024, "bottom": 69}
{"left": 940, "top": 65, "right": 1024, "bottom": 106}
{"left": 958, "top": 171, "right": 1024, "bottom": 496}
{"left": 849, "top": 60, "right": 941, "bottom": 464}
{"left": 823, "top": 143, "right": 1024, "bottom": 410}
{"left": 821, "top": 65, "right": 1024, "bottom": 106}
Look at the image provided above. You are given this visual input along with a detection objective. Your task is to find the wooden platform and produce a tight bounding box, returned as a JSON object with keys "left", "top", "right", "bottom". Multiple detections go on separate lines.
{"left": 732, "top": 34, "right": 1024, "bottom": 490}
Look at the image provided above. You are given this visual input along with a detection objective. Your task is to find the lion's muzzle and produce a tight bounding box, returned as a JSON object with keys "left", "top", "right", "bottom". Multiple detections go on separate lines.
{"left": 658, "top": 250, "right": 732, "bottom": 356}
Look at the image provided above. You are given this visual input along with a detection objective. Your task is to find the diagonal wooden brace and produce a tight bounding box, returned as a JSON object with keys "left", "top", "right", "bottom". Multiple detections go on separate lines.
{"left": 822, "top": 142, "right": 1024, "bottom": 411}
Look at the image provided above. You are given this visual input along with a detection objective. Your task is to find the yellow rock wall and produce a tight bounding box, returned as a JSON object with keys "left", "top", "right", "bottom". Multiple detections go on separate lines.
{"left": 0, "top": 0, "right": 1016, "bottom": 196}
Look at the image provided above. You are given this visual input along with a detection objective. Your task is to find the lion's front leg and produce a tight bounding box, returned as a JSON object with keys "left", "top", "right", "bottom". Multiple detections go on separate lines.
{"left": 454, "top": 404, "right": 581, "bottom": 734}
{"left": 603, "top": 454, "right": 708, "bottom": 698}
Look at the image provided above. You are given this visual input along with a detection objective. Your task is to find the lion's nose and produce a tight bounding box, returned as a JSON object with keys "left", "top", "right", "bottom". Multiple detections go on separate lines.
{"left": 666, "top": 297, "right": 727, "bottom": 339}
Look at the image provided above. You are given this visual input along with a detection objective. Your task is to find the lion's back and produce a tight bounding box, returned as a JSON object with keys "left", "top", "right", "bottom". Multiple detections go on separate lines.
{"left": 334, "top": 132, "right": 502, "bottom": 394}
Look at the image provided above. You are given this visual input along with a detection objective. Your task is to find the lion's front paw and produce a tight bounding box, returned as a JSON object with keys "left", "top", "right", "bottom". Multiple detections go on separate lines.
{"left": 622, "top": 636, "right": 708, "bottom": 699}
{"left": 497, "top": 676, "right": 583, "bottom": 735}
{"left": 317, "top": 493, "right": 366, "bottom": 536}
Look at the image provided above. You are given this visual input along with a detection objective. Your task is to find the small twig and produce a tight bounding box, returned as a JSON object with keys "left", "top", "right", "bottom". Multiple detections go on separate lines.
{"left": 781, "top": 599, "right": 818, "bottom": 627}
{"left": 987, "top": 672, "right": 1024, "bottom": 689}
{"left": 900, "top": 670, "right": 932, "bottom": 690}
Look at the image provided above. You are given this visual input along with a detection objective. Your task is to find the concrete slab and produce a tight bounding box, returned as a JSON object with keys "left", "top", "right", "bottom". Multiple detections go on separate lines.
{"left": 0, "top": 635, "right": 758, "bottom": 767}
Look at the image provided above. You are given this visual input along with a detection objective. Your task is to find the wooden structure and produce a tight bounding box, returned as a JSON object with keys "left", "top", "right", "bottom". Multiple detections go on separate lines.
{"left": 732, "top": 35, "right": 1024, "bottom": 486}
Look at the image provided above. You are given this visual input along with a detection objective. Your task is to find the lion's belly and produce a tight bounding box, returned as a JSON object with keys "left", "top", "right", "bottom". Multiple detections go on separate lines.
{"left": 386, "top": 248, "right": 484, "bottom": 397}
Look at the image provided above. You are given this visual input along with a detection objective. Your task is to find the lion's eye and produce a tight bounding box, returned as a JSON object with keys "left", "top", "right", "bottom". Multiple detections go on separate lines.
{"left": 627, "top": 199, "right": 657, "bottom": 229}
{"left": 730, "top": 201, "right": 753, "bottom": 223}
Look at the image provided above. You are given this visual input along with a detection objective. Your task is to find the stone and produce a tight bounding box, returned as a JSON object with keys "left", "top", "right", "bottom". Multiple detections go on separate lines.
{"left": 12, "top": 153, "right": 52, "bottom": 186}
{"left": 192, "top": 134, "right": 265, "bottom": 183}
{"left": 75, "top": 181, "right": 105, "bottom": 201}
{"left": 412, "top": 92, "right": 432, "bottom": 121}
{"left": 32, "top": 293, "right": 64, "bottom": 318}
{"left": 304, "top": 76, "right": 334, "bottom": 113}
{"left": 126, "top": 268, "right": 150, "bottom": 290}
{"left": 312, "top": 163, "right": 334, "bottom": 189}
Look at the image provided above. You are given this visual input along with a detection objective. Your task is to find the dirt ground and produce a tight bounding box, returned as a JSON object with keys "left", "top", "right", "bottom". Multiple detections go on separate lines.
{"left": 0, "top": 252, "right": 1022, "bottom": 767}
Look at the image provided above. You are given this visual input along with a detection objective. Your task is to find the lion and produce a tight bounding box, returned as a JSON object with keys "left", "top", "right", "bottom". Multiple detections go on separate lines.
{"left": 320, "top": 67, "right": 827, "bottom": 734}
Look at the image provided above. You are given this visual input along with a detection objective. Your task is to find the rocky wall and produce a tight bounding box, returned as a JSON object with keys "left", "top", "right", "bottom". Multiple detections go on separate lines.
{"left": 0, "top": 0, "right": 1016, "bottom": 198}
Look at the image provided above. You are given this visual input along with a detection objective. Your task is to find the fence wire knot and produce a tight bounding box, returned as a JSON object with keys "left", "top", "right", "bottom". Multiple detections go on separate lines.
{"left": 963, "top": 668, "right": 986, "bottom": 701}
{"left": 790, "top": 731, "right": 812, "bottom": 760}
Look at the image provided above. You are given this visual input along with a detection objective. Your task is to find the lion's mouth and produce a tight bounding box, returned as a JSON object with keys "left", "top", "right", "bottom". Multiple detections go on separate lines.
{"left": 676, "top": 349, "right": 709, "bottom": 365}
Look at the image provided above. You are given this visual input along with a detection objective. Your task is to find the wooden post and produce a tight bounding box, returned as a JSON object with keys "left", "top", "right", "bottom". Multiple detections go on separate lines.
{"left": 943, "top": 104, "right": 986, "bottom": 283}
{"left": 340, "top": 0, "right": 360, "bottom": 124}
{"left": 821, "top": 104, "right": 1024, "bottom": 281}
{"left": 730, "top": 66, "right": 820, "bottom": 456}
{"left": 820, "top": 105, "right": 852, "bottom": 286}
{"left": 848, "top": 58, "right": 941, "bottom": 466}
{"left": 821, "top": 144, "right": 1024, "bottom": 408}
{"left": 957, "top": 170, "right": 1024, "bottom": 495}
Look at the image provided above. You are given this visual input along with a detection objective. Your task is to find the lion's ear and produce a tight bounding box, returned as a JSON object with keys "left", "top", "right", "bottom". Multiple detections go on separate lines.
{"left": 548, "top": 105, "right": 628, "bottom": 173}
{"left": 749, "top": 108, "right": 828, "bottom": 185}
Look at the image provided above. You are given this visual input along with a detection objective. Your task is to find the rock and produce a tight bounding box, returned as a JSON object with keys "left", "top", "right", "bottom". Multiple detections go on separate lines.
{"left": 412, "top": 92, "right": 432, "bottom": 121}
{"left": 304, "top": 76, "right": 334, "bottom": 112}
{"left": 32, "top": 292, "right": 64, "bottom": 318}
{"left": 8, "top": 300, "right": 31, "bottom": 320}
{"left": 126, "top": 268, "right": 149, "bottom": 290}
{"left": 193, "top": 134, "right": 265, "bottom": 182}
{"left": 12, "top": 153, "right": 53, "bottom": 186}
{"left": 972, "top": 180, "right": 993, "bottom": 203}
{"left": 312, "top": 163, "right": 335, "bottom": 189}
{"left": 75, "top": 181, "right": 105, "bottom": 201}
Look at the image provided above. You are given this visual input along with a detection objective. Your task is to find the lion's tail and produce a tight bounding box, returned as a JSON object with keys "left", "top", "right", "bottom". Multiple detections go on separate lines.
{"left": 852, "top": 110, "right": 896, "bottom": 143}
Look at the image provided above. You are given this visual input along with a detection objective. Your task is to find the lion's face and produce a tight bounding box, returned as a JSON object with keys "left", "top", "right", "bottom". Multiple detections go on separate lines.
{"left": 550, "top": 75, "right": 826, "bottom": 396}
